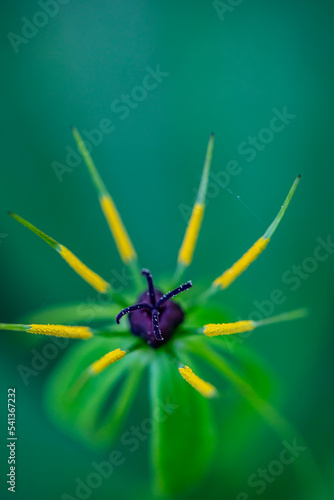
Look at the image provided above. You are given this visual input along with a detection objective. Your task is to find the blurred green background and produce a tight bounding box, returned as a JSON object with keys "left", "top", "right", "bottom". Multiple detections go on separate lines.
{"left": 1, "top": 1, "right": 333, "bottom": 499}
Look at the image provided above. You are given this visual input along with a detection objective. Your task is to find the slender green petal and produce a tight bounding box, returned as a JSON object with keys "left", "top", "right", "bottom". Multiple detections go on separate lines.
{"left": 263, "top": 174, "right": 301, "bottom": 239}
{"left": 9, "top": 212, "right": 58, "bottom": 248}
{"left": 255, "top": 308, "right": 308, "bottom": 327}
{"left": 0, "top": 323, "right": 29, "bottom": 332}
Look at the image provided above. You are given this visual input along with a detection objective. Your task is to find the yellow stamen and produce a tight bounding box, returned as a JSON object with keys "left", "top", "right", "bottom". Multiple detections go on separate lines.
{"left": 178, "top": 365, "right": 217, "bottom": 398}
{"left": 212, "top": 176, "right": 300, "bottom": 290}
{"left": 204, "top": 320, "right": 255, "bottom": 337}
{"left": 90, "top": 348, "right": 126, "bottom": 374}
{"left": 203, "top": 308, "right": 308, "bottom": 337}
{"left": 177, "top": 134, "right": 215, "bottom": 269}
{"left": 29, "top": 324, "right": 93, "bottom": 339}
{"left": 9, "top": 212, "right": 109, "bottom": 294}
{"left": 213, "top": 237, "right": 269, "bottom": 289}
{"left": 72, "top": 127, "right": 137, "bottom": 264}
{"left": 59, "top": 245, "right": 109, "bottom": 293}
{"left": 178, "top": 203, "right": 205, "bottom": 266}
{"left": 100, "top": 195, "right": 136, "bottom": 263}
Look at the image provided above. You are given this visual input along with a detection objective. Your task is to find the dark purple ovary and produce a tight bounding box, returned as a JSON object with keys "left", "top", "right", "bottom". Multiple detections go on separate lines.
{"left": 129, "top": 290, "right": 184, "bottom": 348}
{"left": 115, "top": 269, "right": 192, "bottom": 348}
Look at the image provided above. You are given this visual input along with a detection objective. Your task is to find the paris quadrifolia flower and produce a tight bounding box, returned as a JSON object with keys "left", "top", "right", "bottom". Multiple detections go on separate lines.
{"left": 1, "top": 130, "right": 313, "bottom": 495}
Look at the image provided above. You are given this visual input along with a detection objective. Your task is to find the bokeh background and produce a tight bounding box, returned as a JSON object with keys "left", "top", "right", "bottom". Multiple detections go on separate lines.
{"left": 1, "top": 1, "right": 333, "bottom": 499}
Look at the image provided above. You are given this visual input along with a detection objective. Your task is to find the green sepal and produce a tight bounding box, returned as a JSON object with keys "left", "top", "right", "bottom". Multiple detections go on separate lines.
{"left": 180, "top": 336, "right": 281, "bottom": 427}
{"left": 149, "top": 349, "right": 215, "bottom": 496}
{"left": 44, "top": 336, "right": 148, "bottom": 449}
{"left": 184, "top": 334, "right": 276, "bottom": 399}
{"left": 178, "top": 334, "right": 277, "bottom": 464}
{"left": 18, "top": 301, "right": 121, "bottom": 325}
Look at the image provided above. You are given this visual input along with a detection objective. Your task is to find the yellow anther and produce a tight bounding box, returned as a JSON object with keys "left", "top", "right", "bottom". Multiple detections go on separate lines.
{"left": 204, "top": 320, "right": 255, "bottom": 337}
{"left": 178, "top": 365, "right": 217, "bottom": 398}
{"left": 178, "top": 203, "right": 205, "bottom": 266}
{"left": 203, "top": 309, "right": 308, "bottom": 337}
{"left": 59, "top": 245, "right": 109, "bottom": 293}
{"left": 177, "top": 134, "right": 214, "bottom": 270}
{"left": 213, "top": 237, "right": 269, "bottom": 289}
{"left": 29, "top": 324, "right": 93, "bottom": 339}
{"left": 90, "top": 348, "right": 126, "bottom": 374}
{"left": 211, "top": 176, "right": 300, "bottom": 291}
{"left": 100, "top": 195, "right": 136, "bottom": 263}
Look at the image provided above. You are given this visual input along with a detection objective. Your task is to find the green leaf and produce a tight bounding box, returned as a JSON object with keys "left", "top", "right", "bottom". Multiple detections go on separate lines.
{"left": 182, "top": 339, "right": 328, "bottom": 500}
{"left": 44, "top": 336, "right": 148, "bottom": 448}
{"left": 149, "top": 349, "right": 215, "bottom": 496}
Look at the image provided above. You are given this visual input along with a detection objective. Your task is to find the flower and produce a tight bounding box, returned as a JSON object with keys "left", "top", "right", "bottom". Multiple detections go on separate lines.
{"left": 1, "top": 130, "right": 307, "bottom": 494}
